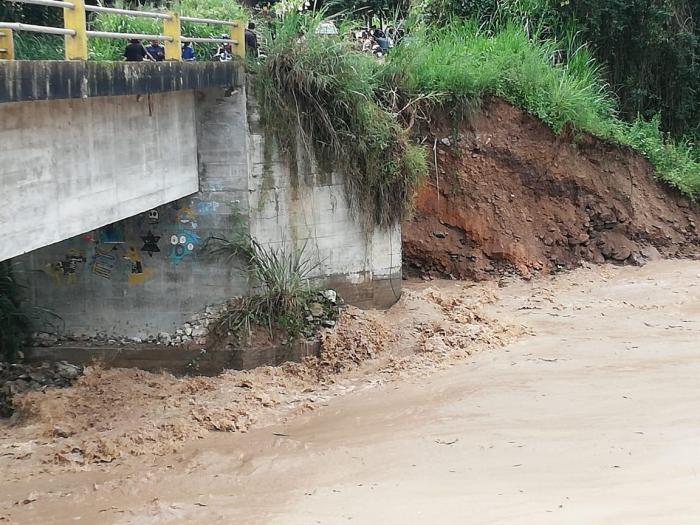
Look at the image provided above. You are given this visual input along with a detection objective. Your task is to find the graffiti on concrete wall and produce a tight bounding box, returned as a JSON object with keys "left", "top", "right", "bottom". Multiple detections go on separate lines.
{"left": 42, "top": 199, "right": 217, "bottom": 287}
{"left": 45, "top": 249, "right": 86, "bottom": 285}
{"left": 169, "top": 206, "right": 200, "bottom": 263}
{"left": 140, "top": 230, "right": 161, "bottom": 257}
{"left": 125, "top": 245, "right": 152, "bottom": 285}
{"left": 91, "top": 245, "right": 118, "bottom": 280}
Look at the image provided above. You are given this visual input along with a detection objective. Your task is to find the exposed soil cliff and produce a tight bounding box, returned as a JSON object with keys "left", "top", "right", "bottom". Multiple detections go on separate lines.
{"left": 403, "top": 98, "right": 700, "bottom": 280}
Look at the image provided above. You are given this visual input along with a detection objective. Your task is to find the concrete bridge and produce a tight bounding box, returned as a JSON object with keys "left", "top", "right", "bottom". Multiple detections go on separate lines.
{"left": 1, "top": 60, "right": 238, "bottom": 262}
{"left": 1, "top": 60, "right": 400, "bottom": 336}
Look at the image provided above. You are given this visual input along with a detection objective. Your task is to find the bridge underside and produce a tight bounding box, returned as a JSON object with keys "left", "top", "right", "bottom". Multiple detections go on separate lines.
{"left": 0, "top": 61, "right": 240, "bottom": 262}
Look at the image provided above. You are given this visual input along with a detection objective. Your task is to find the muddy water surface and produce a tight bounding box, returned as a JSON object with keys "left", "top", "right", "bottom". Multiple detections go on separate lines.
{"left": 2, "top": 259, "right": 699, "bottom": 524}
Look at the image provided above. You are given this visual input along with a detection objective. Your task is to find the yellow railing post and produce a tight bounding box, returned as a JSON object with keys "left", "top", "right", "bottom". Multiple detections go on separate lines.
{"left": 64, "top": 0, "right": 87, "bottom": 60}
{"left": 0, "top": 28, "right": 15, "bottom": 60}
{"left": 163, "top": 12, "right": 181, "bottom": 61}
{"left": 231, "top": 20, "right": 245, "bottom": 59}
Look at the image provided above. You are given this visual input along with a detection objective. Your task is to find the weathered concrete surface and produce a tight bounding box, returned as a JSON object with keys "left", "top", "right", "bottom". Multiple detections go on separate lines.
{"left": 18, "top": 86, "right": 401, "bottom": 337}
{"left": 1, "top": 90, "right": 199, "bottom": 261}
{"left": 23, "top": 339, "right": 321, "bottom": 375}
{"left": 246, "top": 92, "right": 402, "bottom": 309}
{"left": 0, "top": 60, "right": 241, "bottom": 103}
{"left": 18, "top": 88, "right": 250, "bottom": 335}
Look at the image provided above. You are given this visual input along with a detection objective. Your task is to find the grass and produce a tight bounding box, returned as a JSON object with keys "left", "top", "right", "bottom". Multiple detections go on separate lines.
{"left": 387, "top": 20, "right": 700, "bottom": 199}
{"left": 252, "top": 12, "right": 428, "bottom": 229}
{"left": 206, "top": 235, "right": 319, "bottom": 340}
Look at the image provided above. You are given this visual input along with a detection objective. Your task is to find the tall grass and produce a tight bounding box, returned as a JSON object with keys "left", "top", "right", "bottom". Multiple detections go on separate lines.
{"left": 388, "top": 20, "right": 700, "bottom": 199}
{"left": 389, "top": 21, "right": 619, "bottom": 136}
{"left": 253, "top": 12, "right": 428, "bottom": 229}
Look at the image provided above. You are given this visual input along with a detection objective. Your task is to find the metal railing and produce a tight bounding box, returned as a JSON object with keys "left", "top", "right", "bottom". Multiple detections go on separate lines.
{"left": 0, "top": 0, "right": 244, "bottom": 61}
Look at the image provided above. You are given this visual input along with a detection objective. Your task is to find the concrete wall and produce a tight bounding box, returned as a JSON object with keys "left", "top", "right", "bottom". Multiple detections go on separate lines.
{"left": 19, "top": 86, "right": 401, "bottom": 337}
{"left": 1, "top": 91, "right": 199, "bottom": 261}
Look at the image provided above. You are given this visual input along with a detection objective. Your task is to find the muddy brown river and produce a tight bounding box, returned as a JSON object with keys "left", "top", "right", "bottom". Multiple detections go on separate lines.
{"left": 2, "top": 259, "right": 699, "bottom": 524}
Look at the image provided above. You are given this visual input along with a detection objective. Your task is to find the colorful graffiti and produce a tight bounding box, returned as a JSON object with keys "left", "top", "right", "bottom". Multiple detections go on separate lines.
{"left": 125, "top": 246, "right": 152, "bottom": 285}
{"left": 91, "top": 246, "right": 118, "bottom": 279}
{"left": 46, "top": 249, "right": 86, "bottom": 285}
{"left": 169, "top": 206, "right": 199, "bottom": 263}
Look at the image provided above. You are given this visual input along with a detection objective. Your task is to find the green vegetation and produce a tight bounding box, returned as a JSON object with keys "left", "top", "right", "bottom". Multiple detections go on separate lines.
{"left": 204, "top": 210, "right": 324, "bottom": 340}
{"left": 386, "top": 20, "right": 700, "bottom": 198}
{"left": 0, "top": 262, "right": 32, "bottom": 362}
{"left": 252, "top": 13, "right": 428, "bottom": 229}
{"left": 418, "top": 0, "right": 700, "bottom": 139}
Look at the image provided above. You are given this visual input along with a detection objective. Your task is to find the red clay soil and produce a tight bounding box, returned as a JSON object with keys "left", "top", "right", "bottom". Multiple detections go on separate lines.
{"left": 403, "top": 98, "right": 700, "bottom": 280}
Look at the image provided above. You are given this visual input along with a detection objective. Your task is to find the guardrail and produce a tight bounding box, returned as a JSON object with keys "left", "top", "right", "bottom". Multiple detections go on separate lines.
{"left": 0, "top": 0, "right": 244, "bottom": 61}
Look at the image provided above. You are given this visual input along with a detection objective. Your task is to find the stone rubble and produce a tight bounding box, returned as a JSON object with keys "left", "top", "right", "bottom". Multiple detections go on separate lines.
{"left": 30, "top": 290, "right": 341, "bottom": 349}
{"left": 0, "top": 361, "right": 83, "bottom": 418}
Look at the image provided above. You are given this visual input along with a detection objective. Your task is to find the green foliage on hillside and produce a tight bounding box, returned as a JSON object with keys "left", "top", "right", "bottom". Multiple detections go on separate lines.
{"left": 418, "top": 0, "right": 700, "bottom": 140}
{"left": 388, "top": 20, "right": 700, "bottom": 199}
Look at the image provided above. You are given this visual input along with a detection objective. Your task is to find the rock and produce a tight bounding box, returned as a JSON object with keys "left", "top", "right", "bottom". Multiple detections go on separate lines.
{"left": 130, "top": 337, "right": 143, "bottom": 344}
{"left": 440, "top": 137, "right": 451, "bottom": 147}
{"left": 567, "top": 232, "right": 589, "bottom": 246}
{"left": 55, "top": 362, "right": 81, "bottom": 380}
{"left": 191, "top": 327, "right": 208, "bottom": 338}
{"left": 184, "top": 324, "right": 193, "bottom": 336}
{"left": 309, "top": 302, "right": 324, "bottom": 317}
{"left": 321, "top": 320, "right": 336, "bottom": 328}
{"left": 433, "top": 231, "right": 447, "bottom": 239}
{"left": 640, "top": 245, "right": 662, "bottom": 262}
{"left": 157, "top": 332, "right": 172, "bottom": 345}
{"left": 598, "top": 231, "right": 637, "bottom": 261}
{"left": 321, "top": 290, "right": 337, "bottom": 304}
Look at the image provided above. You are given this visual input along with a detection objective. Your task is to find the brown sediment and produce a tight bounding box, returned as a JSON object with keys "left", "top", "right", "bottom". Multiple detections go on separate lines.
{"left": 403, "top": 98, "right": 699, "bottom": 280}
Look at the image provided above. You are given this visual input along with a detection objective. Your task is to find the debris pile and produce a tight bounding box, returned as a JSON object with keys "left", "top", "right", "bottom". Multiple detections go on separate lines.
{"left": 2, "top": 283, "right": 517, "bottom": 468}
{"left": 0, "top": 361, "right": 83, "bottom": 417}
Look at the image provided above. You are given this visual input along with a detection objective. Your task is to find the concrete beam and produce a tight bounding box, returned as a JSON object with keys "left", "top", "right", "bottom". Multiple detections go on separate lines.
{"left": 0, "top": 60, "right": 241, "bottom": 103}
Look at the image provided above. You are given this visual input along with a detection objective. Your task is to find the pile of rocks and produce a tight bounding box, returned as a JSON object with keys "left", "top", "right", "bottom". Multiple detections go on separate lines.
{"left": 301, "top": 289, "right": 342, "bottom": 338}
{"left": 162, "top": 303, "right": 228, "bottom": 347}
{"left": 29, "top": 292, "right": 340, "bottom": 350}
{"left": 0, "top": 361, "right": 83, "bottom": 418}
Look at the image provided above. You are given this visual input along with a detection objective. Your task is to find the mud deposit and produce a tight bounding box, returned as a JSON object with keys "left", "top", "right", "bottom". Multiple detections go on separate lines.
{"left": 0, "top": 260, "right": 698, "bottom": 524}
{"left": 0, "top": 285, "right": 516, "bottom": 474}
{"left": 403, "top": 98, "right": 700, "bottom": 280}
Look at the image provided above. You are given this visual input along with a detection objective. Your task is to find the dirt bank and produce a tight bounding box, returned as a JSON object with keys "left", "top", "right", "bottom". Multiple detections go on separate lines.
{"left": 403, "top": 98, "right": 700, "bottom": 280}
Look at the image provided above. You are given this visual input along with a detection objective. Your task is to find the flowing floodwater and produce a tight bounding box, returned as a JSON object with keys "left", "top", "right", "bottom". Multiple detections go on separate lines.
{"left": 1, "top": 259, "right": 699, "bottom": 524}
